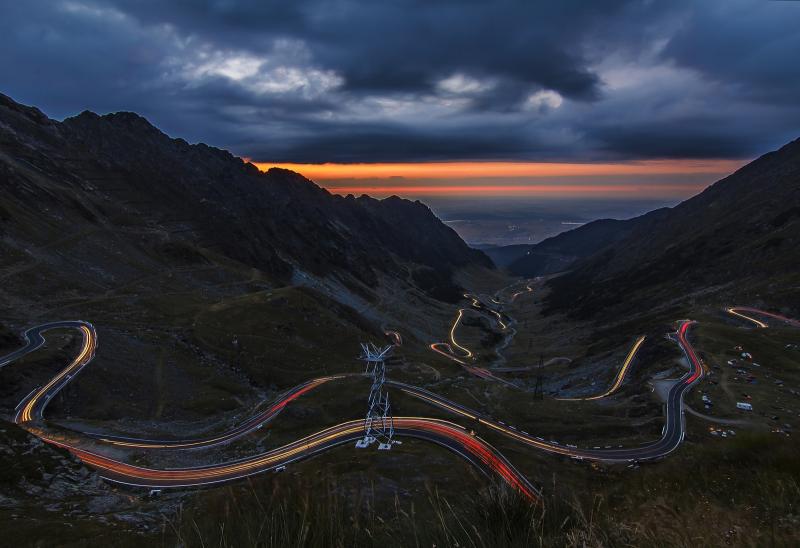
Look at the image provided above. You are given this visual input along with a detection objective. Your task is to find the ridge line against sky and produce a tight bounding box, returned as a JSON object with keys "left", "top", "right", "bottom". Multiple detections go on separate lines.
{"left": 254, "top": 159, "right": 747, "bottom": 198}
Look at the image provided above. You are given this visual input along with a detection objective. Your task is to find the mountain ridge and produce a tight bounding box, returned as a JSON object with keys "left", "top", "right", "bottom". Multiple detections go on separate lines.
{"left": 0, "top": 92, "right": 490, "bottom": 309}
{"left": 492, "top": 208, "right": 670, "bottom": 277}
{"left": 544, "top": 137, "right": 800, "bottom": 319}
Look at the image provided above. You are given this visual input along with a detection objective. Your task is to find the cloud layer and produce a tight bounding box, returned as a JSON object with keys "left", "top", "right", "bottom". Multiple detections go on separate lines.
{"left": 2, "top": 0, "right": 799, "bottom": 163}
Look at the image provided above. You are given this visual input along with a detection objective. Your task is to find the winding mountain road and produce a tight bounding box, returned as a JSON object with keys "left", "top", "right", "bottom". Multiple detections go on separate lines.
{"left": 555, "top": 336, "right": 646, "bottom": 401}
{"left": 394, "top": 321, "right": 701, "bottom": 462}
{"left": 6, "top": 299, "right": 791, "bottom": 499}
{"left": 2, "top": 322, "right": 538, "bottom": 499}
{"left": 2, "top": 315, "right": 705, "bottom": 499}
{"left": 430, "top": 283, "right": 636, "bottom": 397}
{"left": 429, "top": 291, "right": 519, "bottom": 385}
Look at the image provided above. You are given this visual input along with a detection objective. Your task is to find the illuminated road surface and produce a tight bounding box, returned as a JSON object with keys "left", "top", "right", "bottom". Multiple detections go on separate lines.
{"left": 384, "top": 330, "right": 403, "bottom": 346}
{"left": 726, "top": 307, "right": 800, "bottom": 329}
{"left": 447, "top": 308, "right": 474, "bottom": 357}
{"left": 390, "top": 322, "right": 701, "bottom": 462}
{"left": 509, "top": 281, "right": 535, "bottom": 302}
{"left": 1, "top": 323, "right": 538, "bottom": 500}
{"left": 556, "top": 336, "right": 646, "bottom": 401}
{"left": 52, "top": 417, "right": 537, "bottom": 498}
{"left": 420, "top": 322, "right": 704, "bottom": 461}
{"left": 13, "top": 321, "right": 97, "bottom": 424}
{"left": 0, "top": 310, "right": 742, "bottom": 498}
{"left": 429, "top": 291, "right": 517, "bottom": 385}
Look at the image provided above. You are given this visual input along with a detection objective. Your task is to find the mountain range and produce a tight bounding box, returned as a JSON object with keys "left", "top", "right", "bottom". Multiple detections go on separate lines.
{"left": 2, "top": 91, "right": 800, "bottom": 546}
{"left": 4, "top": 89, "right": 799, "bottom": 348}
{"left": 490, "top": 138, "right": 800, "bottom": 320}
{"left": 0, "top": 92, "right": 490, "bottom": 326}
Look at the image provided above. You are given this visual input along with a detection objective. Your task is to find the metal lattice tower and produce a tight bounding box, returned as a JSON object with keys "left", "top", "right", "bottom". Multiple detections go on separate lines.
{"left": 355, "top": 342, "right": 399, "bottom": 450}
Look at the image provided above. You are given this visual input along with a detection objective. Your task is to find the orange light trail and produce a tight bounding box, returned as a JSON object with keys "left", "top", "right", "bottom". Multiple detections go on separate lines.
{"left": 557, "top": 336, "right": 646, "bottom": 401}
{"left": 726, "top": 307, "right": 800, "bottom": 328}
{"left": 4, "top": 324, "right": 538, "bottom": 500}
{"left": 17, "top": 325, "right": 95, "bottom": 423}
{"left": 726, "top": 307, "right": 768, "bottom": 328}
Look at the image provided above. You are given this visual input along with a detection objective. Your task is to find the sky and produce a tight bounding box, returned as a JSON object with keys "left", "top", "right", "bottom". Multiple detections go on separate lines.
{"left": 1, "top": 0, "right": 799, "bottom": 202}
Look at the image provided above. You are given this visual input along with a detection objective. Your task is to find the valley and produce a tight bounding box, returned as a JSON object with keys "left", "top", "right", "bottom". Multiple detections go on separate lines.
{"left": 2, "top": 271, "right": 799, "bottom": 544}
{"left": 1, "top": 92, "right": 799, "bottom": 546}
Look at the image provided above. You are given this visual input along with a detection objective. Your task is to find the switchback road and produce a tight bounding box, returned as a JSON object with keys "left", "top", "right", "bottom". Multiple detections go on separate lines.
{"left": 2, "top": 322, "right": 538, "bottom": 499}
{"left": 8, "top": 302, "right": 789, "bottom": 498}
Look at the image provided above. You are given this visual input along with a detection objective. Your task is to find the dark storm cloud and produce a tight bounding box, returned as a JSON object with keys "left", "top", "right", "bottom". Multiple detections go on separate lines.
{"left": 1, "top": 0, "right": 799, "bottom": 163}
{"left": 663, "top": 1, "right": 800, "bottom": 105}
{"left": 588, "top": 122, "right": 760, "bottom": 160}
{"left": 233, "top": 122, "right": 537, "bottom": 164}
{"left": 109, "top": 0, "right": 623, "bottom": 98}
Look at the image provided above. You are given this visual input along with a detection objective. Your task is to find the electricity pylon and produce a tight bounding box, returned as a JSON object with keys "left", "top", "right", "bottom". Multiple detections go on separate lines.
{"left": 356, "top": 343, "right": 399, "bottom": 450}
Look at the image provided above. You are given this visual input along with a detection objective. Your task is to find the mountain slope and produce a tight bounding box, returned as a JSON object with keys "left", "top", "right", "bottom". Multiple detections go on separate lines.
{"left": 0, "top": 93, "right": 489, "bottom": 304}
{"left": 0, "top": 92, "right": 492, "bottom": 423}
{"left": 479, "top": 244, "right": 530, "bottom": 268}
{"left": 502, "top": 209, "right": 668, "bottom": 276}
{"left": 545, "top": 138, "right": 800, "bottom": 319}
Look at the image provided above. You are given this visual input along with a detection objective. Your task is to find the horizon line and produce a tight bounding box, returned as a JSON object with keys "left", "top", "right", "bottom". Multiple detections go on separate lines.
{"left": 251, "top": 158, "right": 747, "bottom": 182}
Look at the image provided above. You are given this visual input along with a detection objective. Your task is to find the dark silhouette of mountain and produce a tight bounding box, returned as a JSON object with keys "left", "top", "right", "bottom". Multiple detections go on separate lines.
{"left": 481, "top": 209, "right": 668, "bottom": 275}
{"left": 479, "top": 244, "right": 530, "bottom": 268}
{"left": 0, "top": 93, "right": 490, "bottom": 309}
{"left": 494, "top": 210, "right": 668, "bottom": 276}
{"left": 544, "top": 138, "right": 800, "bottom": 318}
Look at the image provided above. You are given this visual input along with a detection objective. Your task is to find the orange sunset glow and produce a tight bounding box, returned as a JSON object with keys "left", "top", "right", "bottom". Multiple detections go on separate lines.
{"left": 304, "top": 184, "right": 712, "bottom": 196}
{"left": 255, "top": 159, "right": 746, "bottom": 180}
{"left": 252, "top": 159, "right": 748, "bottom": 197}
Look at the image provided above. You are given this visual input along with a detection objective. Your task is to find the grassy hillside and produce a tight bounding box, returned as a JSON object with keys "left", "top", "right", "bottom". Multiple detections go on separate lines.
{"left": 546, "top": 138, "right": 800, "bottom": 320}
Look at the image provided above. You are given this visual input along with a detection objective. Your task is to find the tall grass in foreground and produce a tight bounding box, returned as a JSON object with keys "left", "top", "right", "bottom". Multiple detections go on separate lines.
{"left": 160, "top": 478, "right": 692, "bottom": 547}
{"left": 163, "top": 433, "right": 800, "bottom": 547}
{"left": 163, "top": 480, "right": 800, "bottom": 547}
{"left": 163, "top": 477, "right": 545, "bottom": 548}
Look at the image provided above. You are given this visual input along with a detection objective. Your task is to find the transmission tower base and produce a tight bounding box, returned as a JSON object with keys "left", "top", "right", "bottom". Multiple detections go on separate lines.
{"left": 355, "top": 436, "right": 376, "bottom": 448}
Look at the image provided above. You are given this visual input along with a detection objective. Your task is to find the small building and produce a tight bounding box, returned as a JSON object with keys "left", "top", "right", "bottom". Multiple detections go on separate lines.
{"left": 736, "top": 402, "right": 753, "bottom": 411}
